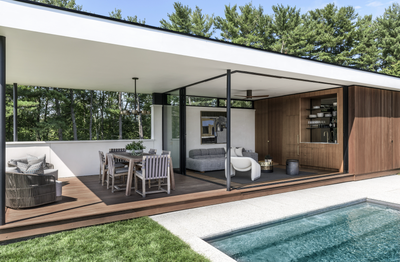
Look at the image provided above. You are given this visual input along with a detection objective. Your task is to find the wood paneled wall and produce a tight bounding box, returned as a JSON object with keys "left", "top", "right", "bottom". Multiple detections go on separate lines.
{"left": 348, "top": 86, "right": 400, "bottom": 174}
{"left": 255, "top": 88, "right": 343, "bottom": 171}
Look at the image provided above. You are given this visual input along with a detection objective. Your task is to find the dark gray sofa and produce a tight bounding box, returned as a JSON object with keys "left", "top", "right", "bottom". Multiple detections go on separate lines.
{"left": 186, "top": 148, "right": 258, "bottom": 172}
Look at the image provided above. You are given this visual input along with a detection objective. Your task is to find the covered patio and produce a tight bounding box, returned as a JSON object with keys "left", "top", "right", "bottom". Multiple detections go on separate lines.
{"left": 2, "top": 0, "right": 400, "bottom": 241}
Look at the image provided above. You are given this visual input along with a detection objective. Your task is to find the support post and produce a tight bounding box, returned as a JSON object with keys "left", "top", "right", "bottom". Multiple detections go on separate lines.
{"left": 179, "top": 88, "right": 186, "bottom": 175}
{"left": 226, "top": 70, "right": 231, "bottom": 191}
{"left": 0, "top": 36, "right": 6, "bottom": 225}
{"left": 343, "top": 86, "right": 349, "bottom": 173}
{"left": 13, "top": 83, "right": 17, "bottom": 142}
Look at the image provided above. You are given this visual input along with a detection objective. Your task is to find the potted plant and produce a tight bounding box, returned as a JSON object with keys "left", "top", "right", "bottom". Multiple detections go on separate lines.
{"left": 125, "top": 141, "right": 146, "bottom": 155}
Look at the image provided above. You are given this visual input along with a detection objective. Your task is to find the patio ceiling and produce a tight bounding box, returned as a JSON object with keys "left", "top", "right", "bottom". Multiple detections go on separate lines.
{"left": 1, "top": 0, "right": 400, "bottom": 99}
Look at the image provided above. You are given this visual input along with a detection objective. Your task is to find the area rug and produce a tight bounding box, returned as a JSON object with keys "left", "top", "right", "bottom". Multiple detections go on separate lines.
{"left": 197, "top": 168, "right": 316, "bottom": 185}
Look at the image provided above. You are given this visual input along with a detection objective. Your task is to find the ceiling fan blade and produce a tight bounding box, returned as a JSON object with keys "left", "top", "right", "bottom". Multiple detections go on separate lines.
{"left": 248, "top": 95, "right": 270, "bottom": 98}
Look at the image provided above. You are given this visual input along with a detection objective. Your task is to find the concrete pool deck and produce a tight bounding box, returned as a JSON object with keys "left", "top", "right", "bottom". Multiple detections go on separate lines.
{"left": 151, "top": 174, "right": 400, "bottom": 261}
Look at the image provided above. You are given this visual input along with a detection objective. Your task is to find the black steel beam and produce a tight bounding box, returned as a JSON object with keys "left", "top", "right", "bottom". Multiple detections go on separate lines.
{"left": 13, "top": 83, "right": 17, "bottom": 142}
{"left": 226, "top": 70, "right": 231, "bottom": 191}
{"left": 179, "top": 88, "right": 186, "bottom": 175}
{"left": 0, "top": 36, "right": 6, "bottom": 225}
{"left": 343, "top": 86, "right": 349, "bottom": 173}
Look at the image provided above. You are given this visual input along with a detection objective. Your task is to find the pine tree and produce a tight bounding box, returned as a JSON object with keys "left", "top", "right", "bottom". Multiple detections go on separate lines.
{"left": 270, "top": 4, "right": 302, "bottom": 54}
{"left": 375, "top": 3, "right": 400, "bottom": 71}
{"left": 214, "top": 3, "right": 273, "bottom": 49}
{"left": 191, "top": 6, "right": 214, "bottom": 38}
{"left": 160, "top": 2, "right": 192, "bottom": 34}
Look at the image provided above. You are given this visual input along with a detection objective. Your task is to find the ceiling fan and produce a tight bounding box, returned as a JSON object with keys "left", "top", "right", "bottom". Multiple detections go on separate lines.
{"left": 235, "top": 90, "right": 269, "bottom": 99}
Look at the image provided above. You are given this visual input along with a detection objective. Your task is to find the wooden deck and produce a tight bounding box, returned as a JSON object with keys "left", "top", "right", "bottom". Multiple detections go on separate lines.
{"left": 1, "top": 168, "right": 399, "bottom": 242}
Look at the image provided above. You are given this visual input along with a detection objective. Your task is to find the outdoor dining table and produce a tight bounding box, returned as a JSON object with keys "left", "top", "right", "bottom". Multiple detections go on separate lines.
{"left": 107, "top": 152, "right": 175, "bottom": 196}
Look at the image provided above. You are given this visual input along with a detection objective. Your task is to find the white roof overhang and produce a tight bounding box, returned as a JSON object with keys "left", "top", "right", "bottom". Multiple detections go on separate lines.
{"left": 1, "top": 0, "right": 400, "bottom": 99}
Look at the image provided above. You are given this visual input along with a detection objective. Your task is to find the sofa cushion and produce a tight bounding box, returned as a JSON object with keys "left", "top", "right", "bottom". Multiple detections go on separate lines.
{"left": 200, "top": 149, "right": 209, "bottom": 156}
{"left": 193, "top": 155, "right": 209, "bottom": 159}
{"left": 189, "top": 149, "right": 202, "bottom": 158}
{"left": 17, "top": 161, "right": 44, "bottom": 175}
{"left": 9, "top": 158, "right": 28, "bottom": 167}
{"left": 208, "top": 154, "right": 224, "bottom": 158}
{"left": 27, "top": 154, "right": 46, "bottom": 169}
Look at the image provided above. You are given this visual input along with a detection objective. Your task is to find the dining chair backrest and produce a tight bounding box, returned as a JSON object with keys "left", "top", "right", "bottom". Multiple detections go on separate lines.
{"left": 99, "top": 151, "right": 105, "bottom": 164}
{"left": 107, "top": 154, "right": 115, "bottom": 175}
{"left": 161, "top": 150, "right": 171, "bottom": 156}
{"left": 142, "top": 155, "right": 170, "bottom": 180}
{"left": 148, "top": 148, "right": 157, "bottom": 155}
{"left": 109, "top": 148, "right": 126, "bottom": 153}
{"left": 109, "top": 148, "right": 126, "bottom": 163}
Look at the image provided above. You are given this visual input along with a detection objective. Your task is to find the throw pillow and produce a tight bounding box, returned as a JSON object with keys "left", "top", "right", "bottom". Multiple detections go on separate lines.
{"left": 26, "top": 154, "right": 46, "bottom": 169}
{"left": 24, "top": 162, "right": 45, "bottom": 175}
{"left": 9, "top": 158, "right": 28, "bottom": 167}
{"left": 17, "top": 161, "right": 29, "bottom": 173}
{"left": 234, "top": 147, "right": 244, "bottom": 157}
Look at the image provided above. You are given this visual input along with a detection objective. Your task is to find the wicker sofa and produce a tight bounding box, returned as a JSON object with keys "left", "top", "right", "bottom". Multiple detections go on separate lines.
{"left": 6, "top": 156, "right": 61, "bottom": 209}
{"left": 6, "top": 168, "right": 58, "bottom": 208}
{"left": 186, "top": 147, "right": 258, "bottom": 172}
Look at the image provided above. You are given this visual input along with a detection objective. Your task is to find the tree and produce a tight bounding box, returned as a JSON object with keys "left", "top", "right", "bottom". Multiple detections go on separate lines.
{"left": 109, "top": 8, "right": 146, "bottom": 24}
{"left": 375, "top": 3, "right": 400, "bottom": 71}
{"left": 160, "top": 2, "right": 214, "bottom": 37}
{"left": 160, "top": 2, "right": 192, "bottom": 34}
{"left": 32, "top": 0, "right": 82, "bottom": 10}
{"left": 304, "top": 4, "right": 358, "bottom": 65}
{"left": 270, "top": 4, "right": 302, "bottom": 54}
{"left": 214, "top": 3, "right": 273, "bottom": 49}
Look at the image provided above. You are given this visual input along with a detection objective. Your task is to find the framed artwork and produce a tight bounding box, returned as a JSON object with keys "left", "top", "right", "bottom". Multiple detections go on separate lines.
{"left": 201, "top": 111, "right": 227, "bottom": 144}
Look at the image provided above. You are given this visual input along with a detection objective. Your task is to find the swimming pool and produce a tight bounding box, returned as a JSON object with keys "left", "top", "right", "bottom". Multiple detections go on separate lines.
{"left": 207, "top": 201, "right": 400, "bottom": 261}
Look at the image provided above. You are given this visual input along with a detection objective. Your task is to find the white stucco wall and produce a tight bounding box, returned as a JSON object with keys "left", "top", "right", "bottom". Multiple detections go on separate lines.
{"left": 186, "top": 106, "right": 255, "bottom": 157}
{"left": 6, "top": 105, "right": 163, "bottom": 178}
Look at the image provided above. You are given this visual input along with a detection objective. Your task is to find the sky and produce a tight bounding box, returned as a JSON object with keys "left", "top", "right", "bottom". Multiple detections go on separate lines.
{"left": 77, "top": 0, "right": 399, "bottom": 28}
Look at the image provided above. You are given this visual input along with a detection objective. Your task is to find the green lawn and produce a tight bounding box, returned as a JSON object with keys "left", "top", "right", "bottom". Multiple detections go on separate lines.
{"left": 0, "top": 217, "right": 210, "bottom": 262}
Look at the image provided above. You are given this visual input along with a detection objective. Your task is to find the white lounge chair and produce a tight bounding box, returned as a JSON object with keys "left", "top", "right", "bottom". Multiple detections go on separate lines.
{"left": 225, "top": 156, "right": 261, "bottom": 181}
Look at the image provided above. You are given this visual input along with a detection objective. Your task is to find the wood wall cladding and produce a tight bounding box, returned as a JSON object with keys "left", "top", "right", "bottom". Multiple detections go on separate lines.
{"left": 348, "top": 86, "right": 399, "bottom": 174}
{"left": 255, "top": 88, "right": 343, "bottom": 171}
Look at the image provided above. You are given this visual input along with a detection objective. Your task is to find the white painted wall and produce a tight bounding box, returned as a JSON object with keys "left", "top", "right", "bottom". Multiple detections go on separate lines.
{"left": 186, "top": 106, "right": 255, "bottom": 157}
{"left": 6, "top": 105, "right": 163, "bottom": 178}
{"left": 6, "top": 139, "right": 157, "bottom": 178}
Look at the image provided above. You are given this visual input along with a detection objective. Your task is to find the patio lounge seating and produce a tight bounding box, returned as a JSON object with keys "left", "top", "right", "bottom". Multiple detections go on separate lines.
{"left": 186, "top": 147, "right": 258, "bottom": 172}
{"left": 135, "top": 155, "right": 170, "bottom": 197}
{"left": 8, "top": 155, "right": 58, "bottom": 179}
{"left": 225, "top": 156, "right": 261, "bottom": 181}
{"left": 5, "top": 167, "right": 59, "bottom": 208}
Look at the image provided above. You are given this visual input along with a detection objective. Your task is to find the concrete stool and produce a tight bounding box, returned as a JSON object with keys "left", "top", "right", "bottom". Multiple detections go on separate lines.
{"left": 286, "top": 159, "right": 299, "bottom": 176}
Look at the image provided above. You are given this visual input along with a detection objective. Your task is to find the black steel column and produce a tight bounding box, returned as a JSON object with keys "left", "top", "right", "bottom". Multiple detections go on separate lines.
{"left": 13, "top": 83, "right": 17, "bottom": 142}
{"left": 179, "top": 88, "right": 186, "bottom": 175}
{"left": 343, "top": 86, "right": 349, "bottom": 173}
{"left": 0, "top": 36, "right": 6, "bottom": 225}
{"left": 226, "top": 70, "right": 231, "bottom": 191}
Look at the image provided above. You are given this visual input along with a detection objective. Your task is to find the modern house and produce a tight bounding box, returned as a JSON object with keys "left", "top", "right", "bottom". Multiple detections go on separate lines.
{"left": 1, "top": 0, "right": 400, "bottom": 239}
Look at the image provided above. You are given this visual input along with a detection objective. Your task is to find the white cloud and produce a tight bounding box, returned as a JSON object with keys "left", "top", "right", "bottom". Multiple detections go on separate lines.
{"left": 366, "top": 1, "right": 384, "bottom": 7}
{"left": 355, "top": 5, "right": 362, "bottom": 9}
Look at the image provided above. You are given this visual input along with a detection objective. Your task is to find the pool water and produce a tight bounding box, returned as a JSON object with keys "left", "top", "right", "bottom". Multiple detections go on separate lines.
{"left": 207, "top": 202, "right": 400, "bottom": 261}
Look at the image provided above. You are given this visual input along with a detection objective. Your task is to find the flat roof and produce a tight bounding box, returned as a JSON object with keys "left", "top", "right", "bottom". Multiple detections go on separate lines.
{"left": 1, "top": 0, "right": 399, "bottom": 99}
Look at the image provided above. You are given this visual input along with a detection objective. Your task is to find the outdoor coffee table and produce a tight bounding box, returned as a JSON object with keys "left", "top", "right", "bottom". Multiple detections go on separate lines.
{"left": 107, "top": 152, "right": 175, "bottom": 196}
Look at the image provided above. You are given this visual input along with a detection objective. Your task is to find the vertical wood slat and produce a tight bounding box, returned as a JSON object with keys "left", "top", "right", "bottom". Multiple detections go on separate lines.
{"left": 348, "top": 86, "right": 396, "bottom": 174}
{"left": 255, "top": 88, "right": 343, "bottom": 170}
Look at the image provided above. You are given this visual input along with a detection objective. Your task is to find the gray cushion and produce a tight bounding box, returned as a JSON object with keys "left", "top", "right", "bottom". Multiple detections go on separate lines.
{"left": 26, "top": 154, "right": 46, "bottom": 169}
{"left": 44, "top": 169, "right": 59, "bottom": 180}
{"left": 193, "top": 155, "right": 209, "bottom": 159}
{"left": 17, "top": 161, "right": 44, "bottom": 175}
{"left": 189, "top": 149, "right": 202, "bottom": 158}
{"left": 9, "top": 158, "right": 28, "bottom": 167}
{"left": 208, "top": 148, "right": 219, "bottom": 155}
{"left": 208, "top": 154, "right": 224, "bottom": 158}
{"left": 200, "top": 149, "right": 209, "bottom": 156}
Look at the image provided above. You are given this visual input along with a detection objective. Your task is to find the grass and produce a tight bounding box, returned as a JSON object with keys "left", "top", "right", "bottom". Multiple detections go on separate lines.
{"left": 0, "top": 217, "right": 210, "bottom": 262}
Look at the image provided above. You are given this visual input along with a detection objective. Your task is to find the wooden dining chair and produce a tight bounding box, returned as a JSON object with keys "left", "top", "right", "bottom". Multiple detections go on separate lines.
{"left": 109, "top": 148, "right": 129, "bottom": 165}
{"left": 134, "top": 155, "right": 170, "bottom": 197}
{"left": 99, "top": 151, "right": 126, "bottom": 186}
{"left": 106, "top": 154, "right": 129, "bottom": 193}
{"left": 148, "top": 149, "right": 157, "bottom": 154}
